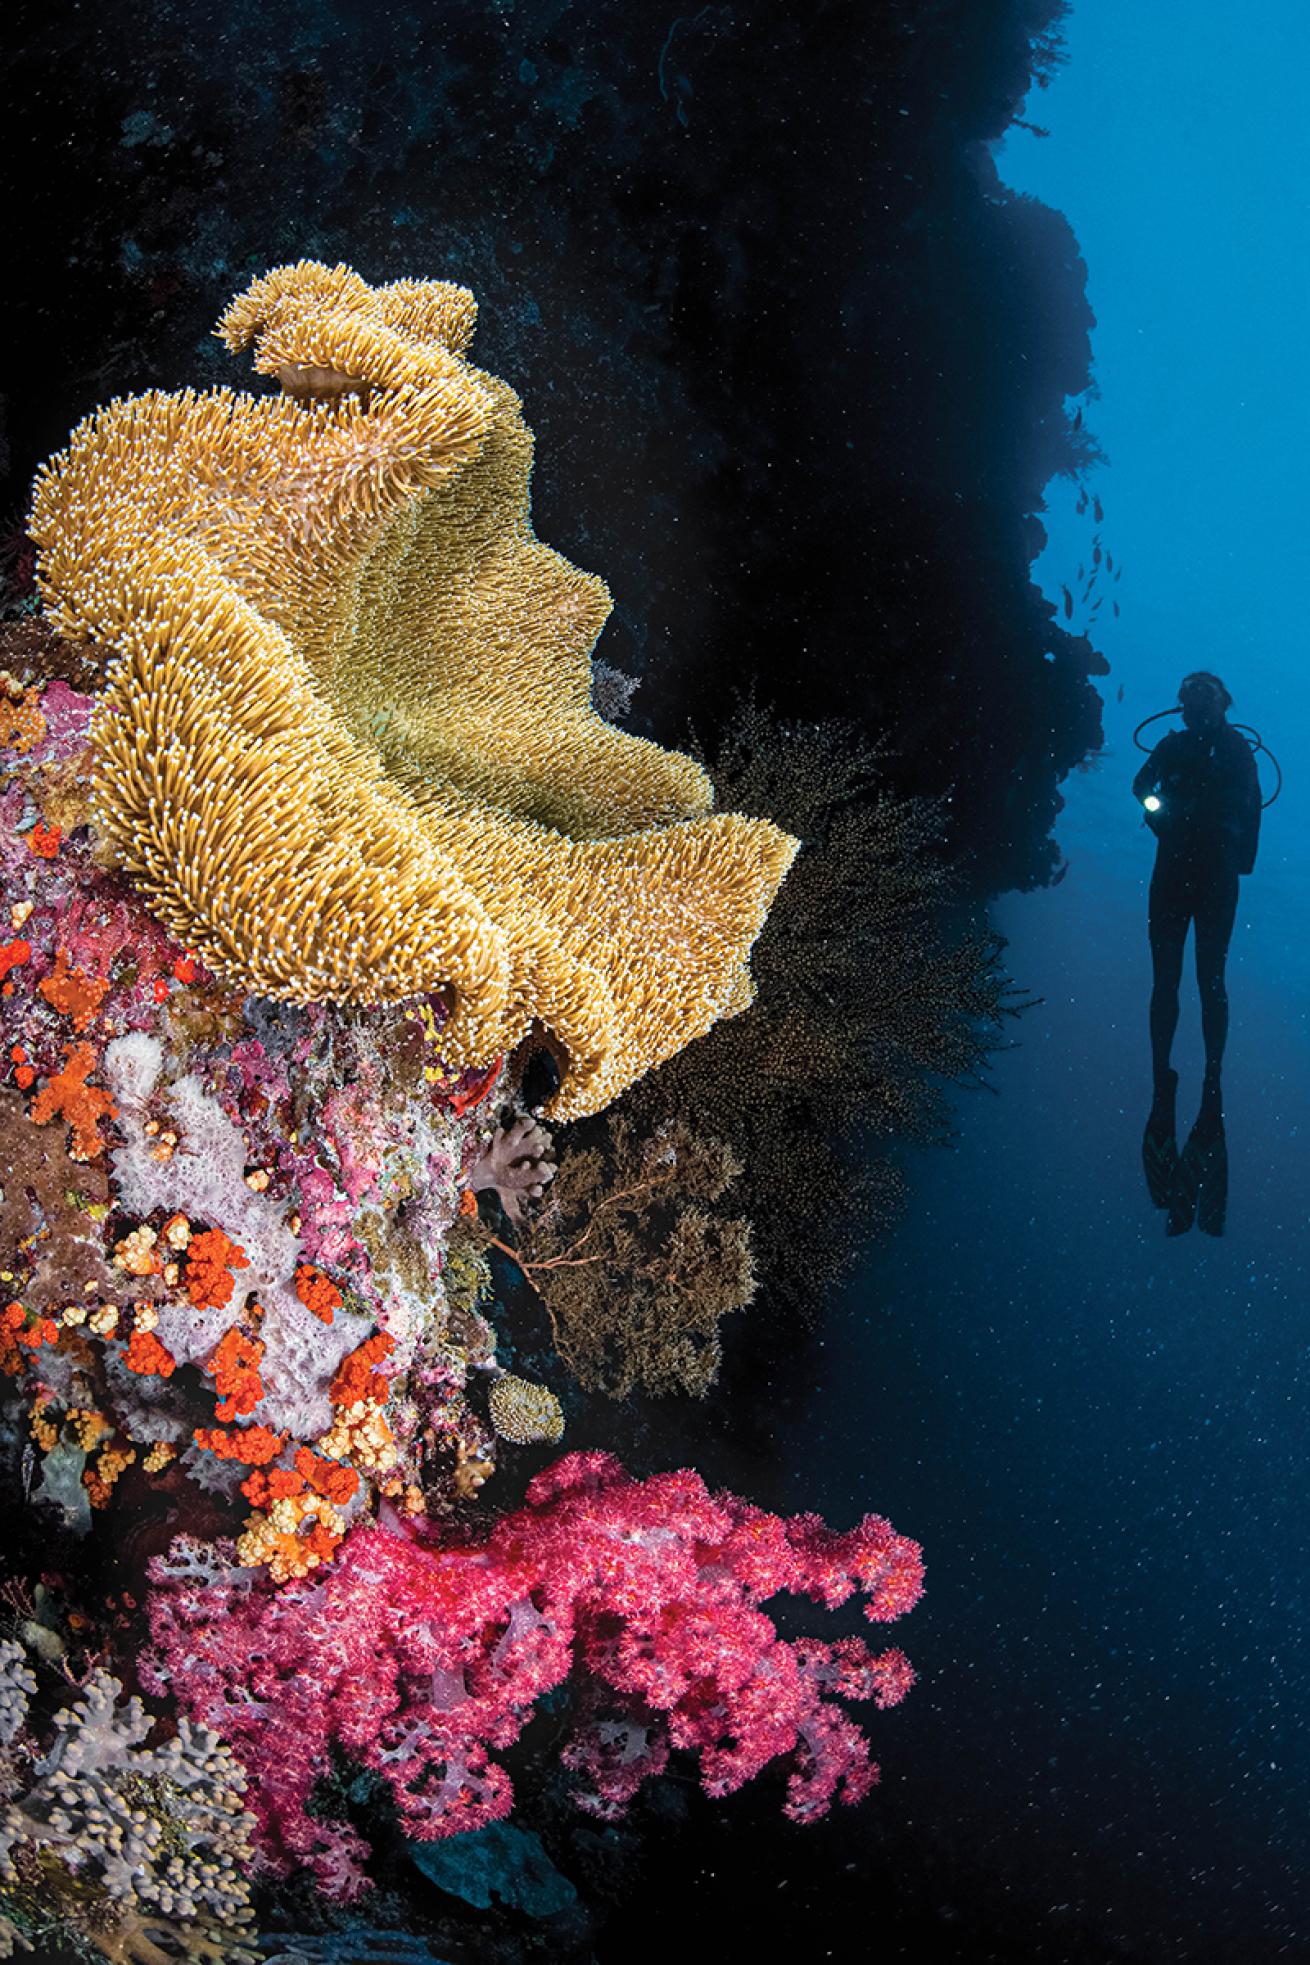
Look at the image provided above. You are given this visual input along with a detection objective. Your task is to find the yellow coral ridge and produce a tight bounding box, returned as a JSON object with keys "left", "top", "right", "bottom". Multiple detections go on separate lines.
{"left": 28, "top": 261, "right": 797, "bottom": 1116}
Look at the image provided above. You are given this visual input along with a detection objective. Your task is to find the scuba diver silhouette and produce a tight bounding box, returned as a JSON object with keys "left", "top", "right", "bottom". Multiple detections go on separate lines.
{"left": 1132, "top": 671, "right": 1268, "bottom": 1233}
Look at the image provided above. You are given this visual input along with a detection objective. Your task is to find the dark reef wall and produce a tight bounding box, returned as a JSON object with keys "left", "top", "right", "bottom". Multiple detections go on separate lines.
{"left": 2, "top": 0, "right": 1105, "bottom": 895}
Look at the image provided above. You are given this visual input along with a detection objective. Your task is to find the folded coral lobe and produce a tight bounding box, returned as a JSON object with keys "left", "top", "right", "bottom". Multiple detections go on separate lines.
{"left": 27, "top": 261, "right": 797, "bottom": 1117}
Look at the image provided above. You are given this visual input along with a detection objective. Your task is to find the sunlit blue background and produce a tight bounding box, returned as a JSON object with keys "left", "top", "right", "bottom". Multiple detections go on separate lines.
{"left": 767, "top": 6, "right": 1310, "bottom": 1956}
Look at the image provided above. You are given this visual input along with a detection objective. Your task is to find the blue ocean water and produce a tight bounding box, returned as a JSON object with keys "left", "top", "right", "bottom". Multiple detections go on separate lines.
{"left": 770, "top": 754, "right": 1307, "bottom": 1957}
{"left": 760, "top": 6, "right": 1310, "bottom": 1950}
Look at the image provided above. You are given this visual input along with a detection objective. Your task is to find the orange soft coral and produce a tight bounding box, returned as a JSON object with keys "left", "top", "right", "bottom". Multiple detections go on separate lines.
{"left": 183, "top": 1226, "right": 251, "bottom": 1309}
{"left": 0, "top": 1301, "right": 59, "bottom": 1376}
{"left": 240, "top": 1463, "right": 307, "bottom": 1507}
{"left": 27, "top": 821, "right": 61, "bottom": 859}
{"left": 38, "top": 949, "right": 110, "bottom": 1031}
{"left": 320, "top": 1333, "right": 399, "bottom": 1476}
{"left": 294, "top": 1445, "right": 360, "bottom": 1505}
{"left": 121, "top": 1328, "right": 177, "bottom": 1378}
{"left": 28, "top": 1042, "right": 118, "bottom": 1159}
{"left": 329, "top": 1330, "right": 394, "bottom": 1408}
{"left": 0, "top": 940, "right": 32, "bottom": 983}
{"left": 193, "top": 1421, "right": 287, "bottom": 1464}
{"left": 293, "top": 1261, "right": 342, "bottom": 1325}
{"left": 206, "top": 1327, "right": 265, "bottom": 1421}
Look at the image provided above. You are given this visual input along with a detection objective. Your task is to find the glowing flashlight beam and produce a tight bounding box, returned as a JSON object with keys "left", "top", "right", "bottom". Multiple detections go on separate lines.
{"left": 1143, "top": 795, "right": 1162, "bottom": 811}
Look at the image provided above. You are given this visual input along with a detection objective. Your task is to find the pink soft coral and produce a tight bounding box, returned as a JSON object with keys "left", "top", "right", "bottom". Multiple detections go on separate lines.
{"left": 144, "top": 1453, "right": 923, "bottom": 1900}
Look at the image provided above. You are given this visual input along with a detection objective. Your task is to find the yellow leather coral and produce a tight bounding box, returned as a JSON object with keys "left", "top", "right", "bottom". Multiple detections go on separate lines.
{"left": 27, "top": 262, "right": 797, "bottom": 1117}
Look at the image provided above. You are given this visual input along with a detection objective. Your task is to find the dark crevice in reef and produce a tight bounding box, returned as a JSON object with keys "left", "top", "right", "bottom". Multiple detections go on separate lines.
{"left": 2, "top": 0, "right": 1102, "bottom": 900}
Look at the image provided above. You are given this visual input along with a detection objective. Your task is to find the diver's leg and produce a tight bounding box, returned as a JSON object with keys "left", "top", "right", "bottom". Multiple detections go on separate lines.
{"left": 1194, "top": 865, "right": 1240, "bottom": 1075}
{"left": 1144, "top": 861, "right": 1187, "bottom": 1209}
{"left": 1148, "top": 860, "right": 1187, "bottom": 1084}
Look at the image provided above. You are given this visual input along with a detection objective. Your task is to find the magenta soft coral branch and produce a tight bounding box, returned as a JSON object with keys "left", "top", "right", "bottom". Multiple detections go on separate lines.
{"left": 143, "top": 1451, "right": 924, "bottom": 1901}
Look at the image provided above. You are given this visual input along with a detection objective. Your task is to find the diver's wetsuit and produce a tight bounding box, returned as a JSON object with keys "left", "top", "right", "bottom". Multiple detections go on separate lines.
{"left": 1133, "top": 725, "right": 1261, "bottom": 1080}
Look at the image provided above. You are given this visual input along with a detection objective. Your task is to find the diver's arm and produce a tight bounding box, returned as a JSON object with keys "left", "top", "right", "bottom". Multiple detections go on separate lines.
{"left": 1131, "top": 753, "right": 1158, "bottom": 803}
{"left": 1132, "top": 739, "right": 1170, "bottom": 823}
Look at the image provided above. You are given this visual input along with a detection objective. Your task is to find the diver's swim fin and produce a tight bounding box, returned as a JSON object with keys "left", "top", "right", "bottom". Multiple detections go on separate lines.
{"left": 1167, "top": 1070, "right": 1228, "bottom": 1238}
{"left": 1166, "top": 1134, "right": 1200, "bottom": 1236}
{"left": 1142, "top": 1068, "right": 1179, "bottom": 1211}
{"left": 1194, "top": 1125, "right": 1228, "bottom": 1236}
{"left": 1191, "top": 1070, "right": 1227, "bottom": 1236}
{"left": 1168, "top": 1124, "right": 1227, "bottom": 1238}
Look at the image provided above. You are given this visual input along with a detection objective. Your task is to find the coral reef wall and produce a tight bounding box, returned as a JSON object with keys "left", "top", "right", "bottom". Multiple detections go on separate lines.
{"left": 0, "top": 597, "right": 926, "bottom": 1954}
{"left": 0, "top": 0, "right": 1100, "bottom": 896}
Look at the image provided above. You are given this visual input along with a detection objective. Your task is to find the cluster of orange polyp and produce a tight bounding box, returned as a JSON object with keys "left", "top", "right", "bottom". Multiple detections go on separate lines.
{"left": 28, "top": 261, "right": 796, "bottom": 1119}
